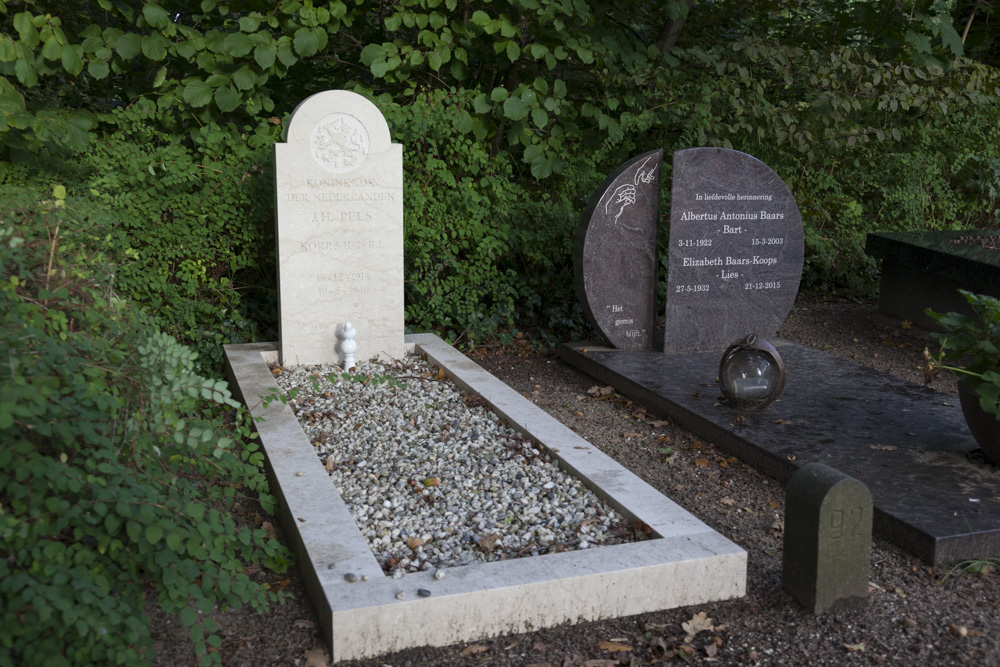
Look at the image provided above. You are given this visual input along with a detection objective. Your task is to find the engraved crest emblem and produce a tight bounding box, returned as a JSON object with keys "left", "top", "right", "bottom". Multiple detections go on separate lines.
{"left": 310, "top": 113, "right": 370, "bottom": 173}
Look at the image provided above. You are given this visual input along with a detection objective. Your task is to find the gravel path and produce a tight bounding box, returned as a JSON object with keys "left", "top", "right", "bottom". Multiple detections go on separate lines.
{"left": 152, "top": 292, "right": 1000, "bottom": 666}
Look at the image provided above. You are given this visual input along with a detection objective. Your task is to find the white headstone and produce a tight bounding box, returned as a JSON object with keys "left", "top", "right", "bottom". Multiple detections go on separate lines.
{"left": 275, "top": 90, "right": 405, "bottom": 366}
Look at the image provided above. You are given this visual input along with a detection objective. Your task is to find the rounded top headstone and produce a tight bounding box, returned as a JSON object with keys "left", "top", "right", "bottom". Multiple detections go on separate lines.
{"left": 283, "top": 91, "right": 393, "bottom": 171}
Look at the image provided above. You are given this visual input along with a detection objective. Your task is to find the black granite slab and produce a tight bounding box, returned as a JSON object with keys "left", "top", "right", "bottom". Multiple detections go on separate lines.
{"left": 573, "top": 149, "right": 662, "bottom": 350}
{"left": 664, "top": 148, "right": 804, "bottom": 353}
{"left": 866, "top": 230, "right": 1000, "bottom": 329}
{"left": 558, "top": 340, "right": 1000, "bottom": 566}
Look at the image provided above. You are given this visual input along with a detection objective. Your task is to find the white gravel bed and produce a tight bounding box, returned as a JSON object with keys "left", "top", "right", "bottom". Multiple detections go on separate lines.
{"left": 272, "top": 355, "right": 635, "bottom": 575}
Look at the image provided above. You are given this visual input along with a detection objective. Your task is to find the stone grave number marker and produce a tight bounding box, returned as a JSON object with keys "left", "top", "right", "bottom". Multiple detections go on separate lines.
{"left": 782, "top": 462, "right": 872, "bottom": 614}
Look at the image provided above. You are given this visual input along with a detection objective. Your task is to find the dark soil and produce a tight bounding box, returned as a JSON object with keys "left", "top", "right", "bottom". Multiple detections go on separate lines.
{"left": 152, "top": 292, "right": 1000, "bottom": 666}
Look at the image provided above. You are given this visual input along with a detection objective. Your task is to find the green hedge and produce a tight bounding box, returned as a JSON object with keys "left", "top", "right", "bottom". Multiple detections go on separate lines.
{"left": 0, "top": 187, "right": 290, "bottom": 666}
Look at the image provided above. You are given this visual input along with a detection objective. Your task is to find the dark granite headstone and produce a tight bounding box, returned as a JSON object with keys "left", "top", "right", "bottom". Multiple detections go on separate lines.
{"left": 573, "top": 149, "right": 663, "bottom": 349}
{"left": 664, "top": 148, "right": 803, "bottom": 353}
{"left": 866, "top": 231, "right": 1000, "bottom": 330}
{"left": 783, "top": 463, "right": 872, "bottom": 614}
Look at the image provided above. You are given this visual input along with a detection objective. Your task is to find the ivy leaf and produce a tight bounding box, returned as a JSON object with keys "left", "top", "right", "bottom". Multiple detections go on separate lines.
{"left": 143, "top": 3, "right": 170, "bottom": 29}
{"left": 182, "top": 79, "right": 213, "bottom": 107}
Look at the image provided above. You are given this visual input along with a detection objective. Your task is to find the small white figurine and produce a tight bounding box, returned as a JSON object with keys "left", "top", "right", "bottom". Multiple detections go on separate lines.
{"left": 341, "top": 322, "right": 357, "bottom": 369}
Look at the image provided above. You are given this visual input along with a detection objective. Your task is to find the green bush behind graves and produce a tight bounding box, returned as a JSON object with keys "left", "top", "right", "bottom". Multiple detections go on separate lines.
{"left": 0, "top": 187, "right": 291, "bottom": 665}
{"left": 2, "top": 1, "right": 1000, "bottom": 341}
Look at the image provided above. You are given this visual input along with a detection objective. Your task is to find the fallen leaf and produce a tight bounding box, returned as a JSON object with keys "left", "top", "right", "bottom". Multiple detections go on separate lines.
{"left": 694, "top": 458, "right": 710, "bottom": 467}
{"left": 787, "top": 455, "right": 797, "bottom": 461}
{"left": 843, "top": 642, "right": 865, "bottom": 652}
{"left": 303, "top": 647, "right": 329, "bottom": 667}
{"left": 598, "top": 640, "right": 632, "bottom": 652}
{"left": 503, "top": 642, "right": 518, "bottom": 650}
{"left": 526, "top": 663, "right": 553, "bottom": 667}
{"left": 294, "top": 619, "right": 314, "bottom": 629}
{"left": 423, "top": 477, "right": 440, "bottom": 486}
{"left": 407, "top": 536, "right": 425, "bottom": 550}
{"left": 704, "top": 642, "right": 718, "bottom": 657}
{"left": 870, "top": 444, "right": 898, "bottom": 451}
{"left": 649, "top": 419, "right": 671, "bottom": 427}
{"left": 773, "top": 418, "right": 792, "bottom": 425}
{"left": 477, "top": 534, "right": 500, "bottom": 553}
{"left": 682, "top": 611, "right": 714, "bottom": 641}
{"left": 261, "top": 521, "right": 277, "bottom": 540}
{"left": 583, "top": 661, "right": 618, "bottom": 667}
{"left": 462, "top": 644, "right": 490, "bottom": 656}
{"left": 532, "top": 639, "right": 548, "bottom": 653}
{"left": 901, "top": 319, "right": 913, "bottom": 330}
{"left": 623, "top": 432, "right": 643, "bottom": 438}
{"left": 574, "top": 411, "right": 584, "bottom": 417}
{"left": 768, "top": 500, "right": 781, "bottom": 509}
{"left": 720, "top": 497, "right": 736, "bottom": 506}
{"left": 436, "top": 368, "right": 446, "bottom": 379}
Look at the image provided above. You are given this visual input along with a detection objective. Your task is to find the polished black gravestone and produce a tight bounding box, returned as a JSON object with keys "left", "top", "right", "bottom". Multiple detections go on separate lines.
{"left": 558, "top": 340, "right": 1000, "bottom": 566}
{"left": 866, "top": 230, "right": 1000, "bottom": 330}
{"left": 664, "top": 148, "right": 804, "bottom": 353}
{"left": 783, "top": 463, "right": 872, "bottom": 614}
{"left": 573, "top": 149, "right": 663, "bottom": 349}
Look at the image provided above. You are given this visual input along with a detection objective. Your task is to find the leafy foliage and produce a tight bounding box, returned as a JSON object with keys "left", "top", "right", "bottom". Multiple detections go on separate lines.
{"left": 926, "top": 290, "right": 1000, "bottom": 418}
{"left": 0, "top": 187, "right": 291, "bottom": 665}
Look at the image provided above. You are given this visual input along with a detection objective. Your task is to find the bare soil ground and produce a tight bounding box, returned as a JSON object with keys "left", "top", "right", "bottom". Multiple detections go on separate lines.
{"left": 152, "top": 292, "right": 1000, "bottom": 666}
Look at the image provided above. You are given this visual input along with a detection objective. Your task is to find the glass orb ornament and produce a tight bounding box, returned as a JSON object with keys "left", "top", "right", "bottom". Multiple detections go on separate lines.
{"left": 718, "top": 334, "right": 786, "bottom": 411}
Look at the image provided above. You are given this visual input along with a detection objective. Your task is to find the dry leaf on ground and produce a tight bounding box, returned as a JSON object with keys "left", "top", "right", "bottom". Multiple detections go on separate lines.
{"left": 720, "top": 497, "right": 736, "bottom": 506}
{"left": 303, "top": 647, "right": 329, "bottom": 667}
{"left": 694, "top": 458, "right": 710, "bottom": 467}
{"left": 261, "top": 521, "right": 277, "bottom": 540}
{"left": 462, "top": 644, "right": 490, "bottom": 656}
{"left": 682, "top": 611, "right": 714, "bottom": 641}
{"left": 293, "top": 619, "right": 314, "bottom": 629}
{"left": 844, "top": 642, "right": 865, "bottom": 652}
{"left": 597, "top": 640, "right": 632, "bottom": 652}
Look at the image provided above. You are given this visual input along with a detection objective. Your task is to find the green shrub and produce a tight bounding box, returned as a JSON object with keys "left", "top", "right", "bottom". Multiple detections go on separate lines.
{"left": 0, "top": 186, "right": 290, "bottom": 666}
{"left": 70, "top": 110, "right": 281, "bottom": 371}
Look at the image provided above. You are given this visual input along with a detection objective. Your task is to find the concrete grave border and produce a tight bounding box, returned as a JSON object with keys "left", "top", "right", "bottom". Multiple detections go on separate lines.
{"left": 224, "top": 334, "right": 746, "bottom": 662}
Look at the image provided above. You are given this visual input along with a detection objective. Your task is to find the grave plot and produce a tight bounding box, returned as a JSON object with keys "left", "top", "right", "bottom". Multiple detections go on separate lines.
{"left": 270, "top": 355, "right": 639, "bottom": 574}
{"left": 224, "top": 335, "right": 747, "bottom": 662}
{"left": 562, "top": 147, "right": 1000, "bottom": 566}
{"left": 866, "top": 230, "right": 1000, "bottom": 330}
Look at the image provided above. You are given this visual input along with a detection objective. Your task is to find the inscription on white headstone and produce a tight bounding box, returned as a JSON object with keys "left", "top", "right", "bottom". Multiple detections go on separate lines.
{"left": 275, "top": 91, "right": 405, "bottom": 366}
